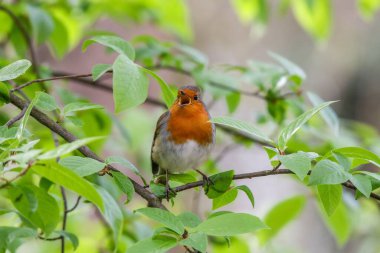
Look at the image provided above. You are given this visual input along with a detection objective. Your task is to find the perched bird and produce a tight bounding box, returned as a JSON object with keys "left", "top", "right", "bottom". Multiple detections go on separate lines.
{"left": 151, "top": 86, "right": 215, "bottom": 199}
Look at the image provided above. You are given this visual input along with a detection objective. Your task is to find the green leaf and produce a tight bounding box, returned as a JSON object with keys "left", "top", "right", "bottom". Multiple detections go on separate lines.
{"left": 141, "top": 68, "right": 176, "bottom": 108}
{"left": 194, "top": 213, "right": 267, "bottom": 236}
{"left": 331, "top": 147, "right": 380, "bottom": 168}
{"left": 309, "top": 160, "right": 352, "bottom": 186}
{"left": 9, "top": 185, "right": 60, "bottom": 235}
{"left": 180, "top": 232, "right": 207, "bottom": 253}
{"left": 236, "top": 185, "right": 255, "bottom": 208}
{"left": 38, "top": 136, "right": 104, "bottom": 160}
{"left": 82, "top": 35, "right": 135, "bottom": 60}
{"left": 317, "top": 184, "right": 342, "bottom": 216}
{"left": 16, "top": 92, "right": 41, "bottom": 140}
{"left": 127, "top": 235, "right": 178, "bottom": 253}
{"left": 351, "top": 174, "right": 372, "bottom": 198}
{"left": 279, "top": 152, "right": 312, "bottom": 180}
{"left": 319, "top": 201, "right": 352, "bottom": 246}
{"left": 32, "top": 164, "right": 104, "bottom": 211}
{"left": 97, "top": 187, "right": 123, "bottom": 248}
{"left": 357, "top": 171, "right": 380, "bottom": 182}
{"left": 212, "top": 188, "right": 238, "bottom": 210}
{"left": 292, "top": 0, "right": 332, "bottom": 40}
{"left": 112, "top": 54, "right": 149, "bottom": 112}
{"left": 269, "top": 52, "right": 306, "bottom": 82}
{"left": 35, "top": 92, "right": 59, "bottom": 112}
{"left": 307, "top": 92, "right": 339, "bottom": 135}
{"left": 105, "top": 155, "right": 141, "bottom": 176}
{"left": 226, "top": 92, "right": 241, "bottom": 114}
{"left": 231, "top": 0, "right": 268, "bottom": 25}
{"left": 206, "top": 170, "right": 234, "bottom": 199}
{"left": 0, "top": 60, "right": 31, "bottom": 81}
{"left": 169, "top": 173, "right": 197, "bottom": 184}
{"left": 177, "top": 212, "right": 202, "bottom": 228}
{"left": 0, "top": 227, "right": 37, "bottom": 253}
{"left": 63, "top": 102, "right": 103, "bottom": 116}
{"left": 257, "top": 195, "right": 306, "bottom": 244}
{"left": 92, "top": 64, "right": 112, "bottom": 81}
{"left": 278, "top": 101, "right": 337, "bottom": 150}
{"left": 137, "top": 208, "right": 185, "bottom": 234}
{"left": 59, "top": 156, "right": 105, "bottom": 177}
{"left": 211, "top": 117, "right": 273, "bottom": 145}
{"left": 55, "top": 231, "right": 79, "bottom": 250}
{"left": 0, "top": 82, "right": 10, "bottom": 105}
{"left": 27, "top": 5, "right": 54, "bottom": 44}
{"left": 112, "top": 171, "right": 135, "bottom": 203}
{"left": 357, "top": 0, "right": 380, "bottom": 20}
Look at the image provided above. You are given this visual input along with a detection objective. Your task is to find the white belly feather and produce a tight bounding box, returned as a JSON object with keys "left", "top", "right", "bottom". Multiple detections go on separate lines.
{"left": 152, "top": 139, "right": 213, "bottom": 173}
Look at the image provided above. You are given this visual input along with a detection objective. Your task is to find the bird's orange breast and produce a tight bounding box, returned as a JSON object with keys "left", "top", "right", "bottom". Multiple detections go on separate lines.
{"left": 167, "top": 102, "right": 213, "bottom": 145}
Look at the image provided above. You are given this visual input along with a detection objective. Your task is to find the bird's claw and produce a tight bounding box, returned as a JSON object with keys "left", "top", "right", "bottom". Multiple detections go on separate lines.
{"left": 195, "top": 169, "right": 213, "bottom": 187}
{"left": 165, "top": 184, "right": 176, "bottom": 201}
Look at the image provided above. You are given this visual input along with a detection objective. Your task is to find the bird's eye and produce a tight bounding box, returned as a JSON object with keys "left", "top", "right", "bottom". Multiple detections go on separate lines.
{"left": 194, "top": 95, "right": 198, "bottom": 100}
{"left": 180, "top": 91, "right": 185, "bottom": 95}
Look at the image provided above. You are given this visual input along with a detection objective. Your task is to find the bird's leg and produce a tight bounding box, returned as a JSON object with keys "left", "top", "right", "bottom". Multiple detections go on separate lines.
{"left": 165, "top": 170, "right": 176, "bottom": 201}
{"left": 195, "top": 169, "right": 213, "bottom": 187}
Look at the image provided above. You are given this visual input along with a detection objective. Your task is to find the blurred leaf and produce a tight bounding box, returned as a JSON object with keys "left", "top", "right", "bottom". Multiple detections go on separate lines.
{"left": 180, "top": 232, "right": 207, "bottom": 252}
{"left": 206, "top": 170, "right": 234, "bottom": 199}
{"left": 169, "top": 173, "right": 197, "bottom": 184}
{"left": 211, "top": 117, "right": 274, "bottom": 145}
{"left": 137, "top": 208, "right": 185, "bottom": 234}
{"left": 55, "top": 231, "right": 79, "bottom": 250}
{"left": 0, "top": 227, "right": 37, "bottom": 253}
{"left": 35, "top": 92, "right": 59, "bottom": 112}
{"left": 127, "top": 235, "right": 178, "bottom": 253}
{"left": 105, "top": 155, "right": 141, "bottom": 176}
{"left": 351, "top": 174, "right": 372, "bottom": 198}
{"left": 226, "top": 92, "right": 241, "bottom": 114}
{"left": 194, "top": 213, "right": 267, "bottom": 236}
{"left": 112, "top": 54, "right": 149, "bottom": 112}
{"left": 279, "top": 152, "right": 312, "bottom": 180}
{"left": 319, "top": 201, "right": 352, "bottom": 246}
{"left": 333, "top": 152, "right": 351, "bottom": 171}
{"left": 309, "top": 160, "right": 352, "bottom": 185}
{"left": 97, "top": 186, "right": 123, "bottom": 248}
{"left": 257, "top": 195, "right": 306, "bottom": 244}
{"left": 0, "top": 82, "right": 10, "bottom": 106}
{"left": 177, "top": 212, "right": 202, "bottom": 228}
{"left": 27, "top": 5, "right": 54, "bottom": 44}
{"left": 236, "top": 185, "right": 255, "bottom": 208}
{"left": 141, "top": 68, "right": 176, "bottom": 108}
{"left": 231, "top": 0, "right": 268, "bottom": 25}
{"left": 278, "top": 101, "right": 337, "bottom": 151}
{"left": 82, "top": 35, "right": 135, "bottom": 60}
{"left": 32, "top": 164, "right": 104, "bottom": 211}
{"left": 357, "top": 0, "right": 380, "bottom": 20}
{"left": 212, "top": 188, "right": 238, "bottom": 210}
{"left": 9, "top": 185, "right": 59, "bottom": 235}
{"left": 175, "top": 44, "right": 208, "bottom": 65}
{"left": 112, "top": 171, "right": 135, "bottom": 203}
{"left": 331, "top": 146, "right": 380, "bottom": 168}
{"left": 269, "top": 52, "right": 306, "bottom": 82}
{"left": 16, "top": 92, "right": 40, "bottom": 140}
{"left": 317, "top": 184, "right": 342, "bottom": 216}
{"left": 0, "top": 60, "right": 31, "bottom": 81}
{"left": 59, "top": 156, "right": 105, "bottom": 176}
{"left": 92, "top": 64, "right": 112, "bottom": 81}
{"left": 357, "top": 171, "right": 380, "bottom": 181}
{"left": 63, "top": 102, "right": 103, "bottom": 116}
{"left": 38, "top": 136, "right": 104, "bottom": 160}
{"left": 292, "top": 0, "right": 332, "bottom": 40}
{"left": 307, "top": 92, "right": 339, "bottom": 135}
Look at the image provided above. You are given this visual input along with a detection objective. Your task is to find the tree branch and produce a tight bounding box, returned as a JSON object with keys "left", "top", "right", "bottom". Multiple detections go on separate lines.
{"left": 9, "top": 93, "right": 165, "bottom": 209}
{"left": 5, "top": 105, "right": 28, "bottom": 127}
{"left": 174, "top": 168, "right": 380, "bottom": 202}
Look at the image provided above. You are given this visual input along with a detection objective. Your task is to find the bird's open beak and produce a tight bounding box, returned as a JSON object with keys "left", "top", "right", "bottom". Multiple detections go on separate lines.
{"left": 179, "top": 95, "right": 192, "bottom": 106}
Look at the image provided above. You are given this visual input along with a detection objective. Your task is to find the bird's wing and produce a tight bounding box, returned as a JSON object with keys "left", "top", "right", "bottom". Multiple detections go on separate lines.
{"left": 151, "top": 111, "right": 170, "bottom": 175}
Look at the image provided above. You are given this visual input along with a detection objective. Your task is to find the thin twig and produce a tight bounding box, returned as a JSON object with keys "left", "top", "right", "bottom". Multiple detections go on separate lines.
{"left": 65, "top": 196, "right": 82, "bottom": 213}
{"left": 0, "top": 162, "right": 33, "bottom": 189}
{"left": 60, "top": 187, "right": 67, "bottom": 253}
{"left": 38, "top": 235, "right": 62, "bottom": 241}
{"left": 5, "top": 106, "right": 28, "bottom": 127}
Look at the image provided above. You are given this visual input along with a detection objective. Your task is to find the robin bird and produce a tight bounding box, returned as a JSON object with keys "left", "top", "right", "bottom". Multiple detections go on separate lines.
{"left": 151, "top": 85, "right": 215, "bottom": 200}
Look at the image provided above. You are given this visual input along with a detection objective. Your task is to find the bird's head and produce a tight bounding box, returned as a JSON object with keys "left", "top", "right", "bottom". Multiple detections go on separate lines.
{"left": 175, "top": 86, "right": 202, "bottom": 107}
